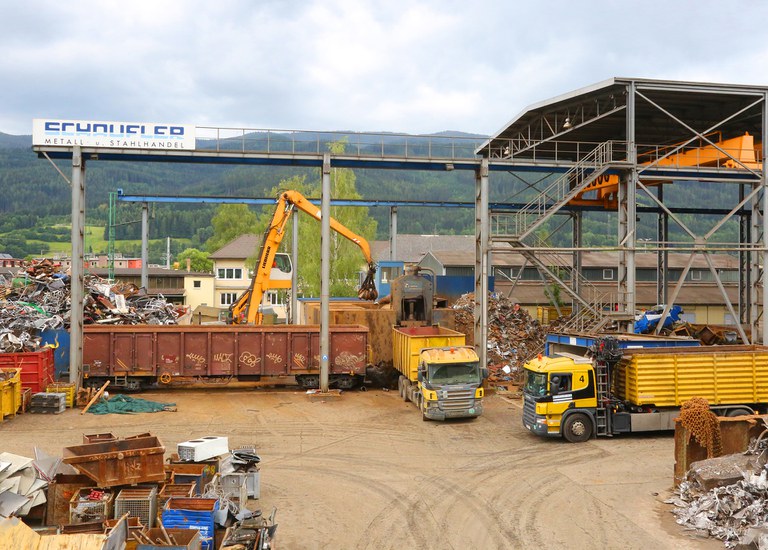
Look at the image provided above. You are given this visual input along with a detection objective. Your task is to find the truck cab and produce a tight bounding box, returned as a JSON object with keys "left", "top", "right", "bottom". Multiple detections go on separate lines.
{"left": 522, "top": 353, "right": 598, "bottom": 442}
{"left": 391, "top": 265, "right": 487, "bottom": 421}
{"left": 417, "top": 346, "right": 485, "bottom": 421}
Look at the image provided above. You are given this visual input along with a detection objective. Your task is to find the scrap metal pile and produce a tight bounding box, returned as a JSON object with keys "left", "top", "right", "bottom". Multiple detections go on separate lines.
{"left": 453, "top": 293, "right": 566, "bottom": 388}
{"left": 0, "top": 448, "right": 74, "bottom": 518}
{"left": 0, "top": 259, "right": 183, "bottom": 351}
{"left": 670, "top": 470, "right": 768, "bottom": 548}
{"left": 669, "top": 426, "right": 768, "bottom": 548}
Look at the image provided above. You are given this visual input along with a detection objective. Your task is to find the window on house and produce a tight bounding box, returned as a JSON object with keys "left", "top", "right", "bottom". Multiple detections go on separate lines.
{"left": 602, "top": 269, "right": 614, "bottom": 280}
{"left": 217, "top": 268, "right": 243, "bottom": 279}
{"left": 220, "top": 292, "right": 238, "bottom": 306}
{"left": 690, "top": 270, "right": 702, "bottom": 281}
{"left": 265, "top": 290, "right": 285, "bottom": 306}
{"left": 193, "top": 280, "right": 201, "bottom": 288}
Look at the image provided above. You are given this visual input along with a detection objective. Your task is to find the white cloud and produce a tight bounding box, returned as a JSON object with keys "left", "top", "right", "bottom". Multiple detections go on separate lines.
{"left": 3, "top": 0, "right": 768, "bottom": 135}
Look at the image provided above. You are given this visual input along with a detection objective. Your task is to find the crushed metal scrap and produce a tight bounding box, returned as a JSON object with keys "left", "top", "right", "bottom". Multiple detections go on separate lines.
{"left": 668, "top": 427, "right": 768, "bottom": 548}
{"left": 453, "top": 293, "right": 567, "bottom": 387}
{"left": 0, "top": 259, "right": 183, "bottom": 350}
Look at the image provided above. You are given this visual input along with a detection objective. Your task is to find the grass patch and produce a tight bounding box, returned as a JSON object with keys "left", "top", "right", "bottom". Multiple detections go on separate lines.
{"left": 25, "top": 226, "right": 193, "bottom": 256}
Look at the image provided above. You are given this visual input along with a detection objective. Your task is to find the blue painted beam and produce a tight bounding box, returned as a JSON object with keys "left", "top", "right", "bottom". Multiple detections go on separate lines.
{"left": 114, "top": 191, "right": 745, "bottom": 216}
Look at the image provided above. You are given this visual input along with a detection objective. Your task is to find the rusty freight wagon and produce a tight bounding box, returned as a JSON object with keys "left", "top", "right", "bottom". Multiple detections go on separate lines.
{"left": 82, "top": 325, "right": 369, "bottom": 390}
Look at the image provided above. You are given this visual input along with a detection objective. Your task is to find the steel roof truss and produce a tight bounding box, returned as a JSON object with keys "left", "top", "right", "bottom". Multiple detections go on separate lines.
{"left": 508, "top": 105, "right": 626, "bottom": 160}
{"left": 636, "top": 179, "right": 697, "bottom": 240}
{"left": 635, "top": 91, "right": 764, "bottom": 177}
{"left": 493, "top": 91, "right": 625, "bottom": 160}
{"left": 704, "top": 184, "right": 762, "bottom": 241}
{"left": 703, "top": 252, "right": 750, "bottom": 343}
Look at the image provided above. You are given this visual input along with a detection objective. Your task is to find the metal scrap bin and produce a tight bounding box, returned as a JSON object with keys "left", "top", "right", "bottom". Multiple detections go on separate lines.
{"left": 69, "top": 487, "right": 114, "bottom": 524}
{"left": 159, "top": 482, "right": 197, "bottom": 509}
{"left": 82, "top": 432, "right": 118, "bottom": 444}
{"left": 162, "top": 498, "right": 218, "bottom": 550}
{"left": 62, "top": 435, "right": 166, "bottom": 487}
{"left": 0, "top": 348, "right": 54, "bottom": 393}
{"left": 114, "top": 486, "right": 158, "bottom": 528}
{"left": 136, "top": 527, "right": 201, "bottom": 549}
{"left": 217, "top": 473, "right": 247, "bottom": 504}
{"left": 164, "top": 463, "right": 208, "bottom": 495}
{"left": 0, "top": 368, "right": 21, "bottom": 420}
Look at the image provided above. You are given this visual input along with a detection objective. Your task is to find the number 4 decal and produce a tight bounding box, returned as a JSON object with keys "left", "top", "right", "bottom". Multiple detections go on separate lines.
{"left": 579, "top": 375, "right": 585, "bottom": 383}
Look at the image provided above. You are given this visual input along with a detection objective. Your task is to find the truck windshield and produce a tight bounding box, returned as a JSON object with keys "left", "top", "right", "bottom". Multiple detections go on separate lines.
{"left": 524, "top": 370, "right": 548, "bottom": 396}
{"left": 427, "top": 363, "right": 480, "bottom": 385}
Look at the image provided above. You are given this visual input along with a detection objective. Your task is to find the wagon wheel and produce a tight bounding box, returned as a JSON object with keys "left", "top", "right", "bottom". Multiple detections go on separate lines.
{"left": 159, "top": 372, "right": 172, "bottom": 384}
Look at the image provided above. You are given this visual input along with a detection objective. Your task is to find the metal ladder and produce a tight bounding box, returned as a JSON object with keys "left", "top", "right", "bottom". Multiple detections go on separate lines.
{"left": 594, "top": 361, "right": 611, "bottom": 436}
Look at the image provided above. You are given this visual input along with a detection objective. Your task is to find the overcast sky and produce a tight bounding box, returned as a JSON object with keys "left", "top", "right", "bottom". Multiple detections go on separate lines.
{"left": 3, "top": 0, "right": 768, "bottom": 137}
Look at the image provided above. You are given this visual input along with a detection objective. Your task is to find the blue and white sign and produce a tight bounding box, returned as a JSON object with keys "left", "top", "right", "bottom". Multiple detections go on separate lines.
{"left": 32, "top": 118, "right": 196, "bottom": 150}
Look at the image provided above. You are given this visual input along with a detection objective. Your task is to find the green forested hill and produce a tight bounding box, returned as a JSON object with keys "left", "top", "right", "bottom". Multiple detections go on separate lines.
{"left": 0, "top": 134, "right": 743, "bottom": 261}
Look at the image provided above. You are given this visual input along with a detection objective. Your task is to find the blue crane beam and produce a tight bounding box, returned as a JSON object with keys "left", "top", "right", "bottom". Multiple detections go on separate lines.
{"left": 115, "top": 190, "right": 743, "bottom": 215}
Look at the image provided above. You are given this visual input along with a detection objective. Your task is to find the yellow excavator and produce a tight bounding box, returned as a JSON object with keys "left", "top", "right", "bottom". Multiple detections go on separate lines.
{"left": 229, "top": 190, "right": 378, "bottom": 324}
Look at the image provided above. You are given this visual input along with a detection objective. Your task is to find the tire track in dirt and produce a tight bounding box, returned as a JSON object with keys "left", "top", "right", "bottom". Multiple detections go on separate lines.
{"left": 273, "top": 462, "right": 432, "bottom": 549}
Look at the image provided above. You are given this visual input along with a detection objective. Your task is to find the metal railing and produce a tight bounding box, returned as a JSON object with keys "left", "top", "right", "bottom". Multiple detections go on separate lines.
{"left": 491, "top": 141, "right": 620, "bottom": 239}
{"left": 514, "top": 141, "right": 615, "bottom": 237}
{"left": 486, "top": 138, "right": 628, "bottom": 164}
{"left": 559, "top": 291, "right": 631, "bottom": 333}
{"left": 194, "top": 126, "right": 488, "bottom": 161}
{"left": 485, "top": 136, "right": 761, "bottom": 171}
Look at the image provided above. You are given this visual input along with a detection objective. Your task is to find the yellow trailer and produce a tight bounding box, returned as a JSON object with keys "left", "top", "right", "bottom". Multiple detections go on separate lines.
{"left": 615, "top": 345, "right": 768, "bottom": 407}
{"left": 522, "top": 340, "right": 768, "bottom": 442}
{"left": 393, "top": 325, "right": 486, "bottom": 421}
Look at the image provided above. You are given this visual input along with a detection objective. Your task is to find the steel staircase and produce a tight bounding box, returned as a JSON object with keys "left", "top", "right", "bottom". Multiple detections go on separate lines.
{"left": 491, "top": 141, "right": 633, "bottom": 332}
{"left": 508, "top": 141, "right": 617, "bottom": 241}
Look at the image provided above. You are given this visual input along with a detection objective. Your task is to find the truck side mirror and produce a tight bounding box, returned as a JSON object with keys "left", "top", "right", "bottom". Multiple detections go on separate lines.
{"left": 417, "top": 368, "right": 425, "bottom": 382}
{"left": 481, "top": 367, "right": 489, "bottom": 380}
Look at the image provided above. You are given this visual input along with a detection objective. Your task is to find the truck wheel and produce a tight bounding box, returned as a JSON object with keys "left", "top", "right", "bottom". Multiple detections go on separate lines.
{"left": 563, "top": 413, "right": 592, "bottom": 443}
{"left": 400, "top": 377, "right": 409, "bottom": 402}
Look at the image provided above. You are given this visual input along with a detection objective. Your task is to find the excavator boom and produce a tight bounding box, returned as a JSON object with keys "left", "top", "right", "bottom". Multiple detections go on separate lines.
{"left": 230, "top": 190, "right": 378, "bottom": 324}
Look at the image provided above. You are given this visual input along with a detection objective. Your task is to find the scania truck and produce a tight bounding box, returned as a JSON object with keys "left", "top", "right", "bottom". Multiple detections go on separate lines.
{"left": 522, "top": 338, "right": 768, "bottom": 442}
{"left": 391, "top": 266, "right": 487, "bottom": 421}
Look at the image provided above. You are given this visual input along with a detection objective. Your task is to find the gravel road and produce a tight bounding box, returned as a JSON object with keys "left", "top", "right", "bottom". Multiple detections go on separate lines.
{"left": 1, "top": 388, "right": 722, "bottom": 549}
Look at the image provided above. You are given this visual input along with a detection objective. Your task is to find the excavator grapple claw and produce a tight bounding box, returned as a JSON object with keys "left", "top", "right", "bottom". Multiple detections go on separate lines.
{"left": 358, "top": 264, "right": 378, "bottom": 301}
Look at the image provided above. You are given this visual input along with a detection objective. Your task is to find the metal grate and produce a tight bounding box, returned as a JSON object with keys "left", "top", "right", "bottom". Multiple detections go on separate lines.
{"left": 69, "top": 488, "right": 114, "bottom": 524}
{"left": 114, "top": 486, "right": 157, "bottom": 528}
{"left": 522, "top": 395, "right": 537, "bottom": 428}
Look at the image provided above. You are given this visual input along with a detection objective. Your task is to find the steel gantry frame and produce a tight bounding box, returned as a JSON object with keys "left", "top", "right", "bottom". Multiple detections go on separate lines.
{"left": 34, "top": 77, "right": 768, "bottom": 388}
{"left": 477, "top": 77, "right": 768, "bottom": 342}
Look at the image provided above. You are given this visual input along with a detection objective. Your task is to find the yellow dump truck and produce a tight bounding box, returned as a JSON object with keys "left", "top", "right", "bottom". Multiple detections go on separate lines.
{"left": 522, "top": 340, "right": 768, "bottom": 442}
{"left": 390, "top": 265, "right": 486, "bottom": 421}
{"left": 394, "top": 325, "right": 486, "bottom": 421}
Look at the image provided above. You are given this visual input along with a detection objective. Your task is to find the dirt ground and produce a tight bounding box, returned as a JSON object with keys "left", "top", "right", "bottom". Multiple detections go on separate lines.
{"left": 0, "top": 387, "right": 722, "bottom": 549}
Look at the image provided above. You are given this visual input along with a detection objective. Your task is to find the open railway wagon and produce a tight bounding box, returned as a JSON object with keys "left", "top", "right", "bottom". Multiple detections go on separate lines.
{"left": 82, "top": 324, "right": 369, "bottom": 390}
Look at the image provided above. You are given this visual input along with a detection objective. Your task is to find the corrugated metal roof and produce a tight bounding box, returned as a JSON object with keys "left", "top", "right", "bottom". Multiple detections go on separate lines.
{"left": 476, "top": 77, "right": 768, "bottom": 160}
